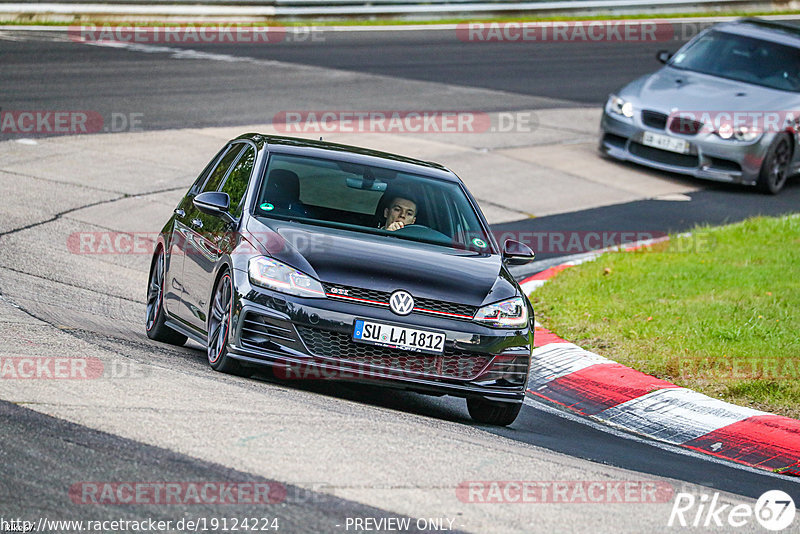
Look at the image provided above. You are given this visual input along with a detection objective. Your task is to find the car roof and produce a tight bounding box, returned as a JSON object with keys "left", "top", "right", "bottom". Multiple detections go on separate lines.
{"left": 235, "top": 133, "right": 461, "bottom": 183}
{"left": 713, "top": 18, "right": 800, "bottom": 48}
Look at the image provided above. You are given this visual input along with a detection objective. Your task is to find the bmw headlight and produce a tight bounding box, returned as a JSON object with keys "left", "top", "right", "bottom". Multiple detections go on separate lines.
{"left": 473, "top": 297, "right": 528, "bottom": 328}
{"left": 715, "top": 124, "right": 761, "bottom": 142}
{"left": 608, "top": 95, "right": 634, "bottom": 118}
{"left": 248, "top": 257, "right": 326, "bottom": 298}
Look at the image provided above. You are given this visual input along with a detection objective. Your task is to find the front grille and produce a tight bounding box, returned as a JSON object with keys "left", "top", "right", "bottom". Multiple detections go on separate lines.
{"left": 641, "top": 110, "right": 668, "bottom": 130}
{"left": 668, "top": 117, "right": 704, "bottom": 136}
{"left": 240, "top": 312, "right": 297, "bottom": 350}
{"left": 296, "top": 326, "right": 493, "bottom": 380}
{"left": 322, "top": 283, "right": 477, "bottom": 320}
{"left": 629, "top": 142, "right": 699, "bottom": 168}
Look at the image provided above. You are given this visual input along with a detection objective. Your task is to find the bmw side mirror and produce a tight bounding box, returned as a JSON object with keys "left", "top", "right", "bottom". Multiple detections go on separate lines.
{"left": 502, "top": 239, "right": 535, "bottom": 266}
{"left": 656, "top": 50, "right": 672, "bottom": 64}
{"left": 194, "top": 191, "right": 235, "bottom": 224}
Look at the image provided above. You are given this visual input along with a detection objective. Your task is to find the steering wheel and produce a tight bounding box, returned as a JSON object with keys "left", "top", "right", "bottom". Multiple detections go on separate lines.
{"left": 392, "top": 224, "right": 451, "bottom": 243}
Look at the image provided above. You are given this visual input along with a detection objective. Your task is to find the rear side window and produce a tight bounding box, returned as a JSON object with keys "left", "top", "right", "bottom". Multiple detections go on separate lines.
{"left": 219, "top": 145, "right": 256, "bottom": 218}
{"left": 201, "top": 144, "right": 245, "bottom": 193}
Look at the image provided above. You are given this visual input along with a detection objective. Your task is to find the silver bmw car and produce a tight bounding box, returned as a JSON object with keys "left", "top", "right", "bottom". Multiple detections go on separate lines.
{"left": 600, "top": 18, "right": 800, "bottom": 194}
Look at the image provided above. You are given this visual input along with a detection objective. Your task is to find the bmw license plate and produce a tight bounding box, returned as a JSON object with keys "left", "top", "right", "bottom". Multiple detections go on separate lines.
{"left": 353, "top": 319, "right": 445, "bottom": 355}
{"left": 642, "top": 131, "right": 689, "bottom": 154}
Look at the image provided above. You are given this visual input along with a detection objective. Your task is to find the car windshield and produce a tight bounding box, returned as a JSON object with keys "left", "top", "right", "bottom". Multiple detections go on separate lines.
{"left": 254, "top": 152, "right": 493, "bottom": 252}
{"left": 669, "top": 30, "right": 800, "bottom": 92}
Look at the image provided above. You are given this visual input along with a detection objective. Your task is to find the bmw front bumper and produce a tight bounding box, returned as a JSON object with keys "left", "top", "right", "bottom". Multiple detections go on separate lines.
{"left": 600, "top": 109, "right": 773, "bottom": 186}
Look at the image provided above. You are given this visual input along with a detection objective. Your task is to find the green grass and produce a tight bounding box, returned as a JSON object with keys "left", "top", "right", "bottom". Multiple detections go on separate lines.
{"left": 532, "top": 215, "right": 800, "bottom": 419}
{"left": 3, "top": 9, "right": 800, "bottom": 26}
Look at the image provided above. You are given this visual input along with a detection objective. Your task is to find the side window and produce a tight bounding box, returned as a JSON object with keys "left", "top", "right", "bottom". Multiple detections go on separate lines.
{"left": 189, "top": 146, "right": 227, "bottom": 196}
{"left": 219, "top": 145, "right": 256, "bottom": 219}
{"left": 201, "top": 144, "right": 245, "bottom": 194}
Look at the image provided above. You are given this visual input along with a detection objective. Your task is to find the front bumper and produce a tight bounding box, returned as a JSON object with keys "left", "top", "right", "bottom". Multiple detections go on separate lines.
{"left": 226, "top": 273, "right": 532, "bottom": 403}
{"left": 600, "top": 110, "right": 773, "bottom": 186}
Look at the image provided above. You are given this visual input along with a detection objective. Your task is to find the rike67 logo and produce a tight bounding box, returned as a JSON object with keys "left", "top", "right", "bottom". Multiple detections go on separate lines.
{"left": 669, "top": 490, "right": 796, "bottom": 531}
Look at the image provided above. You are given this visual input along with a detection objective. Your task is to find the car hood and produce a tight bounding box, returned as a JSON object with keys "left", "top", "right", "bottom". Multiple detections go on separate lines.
{"left": 245, "top": 217, "right": 518, "bottom": 306}
{"left": 621, "top": 66, "right": 799, "bottom": 113}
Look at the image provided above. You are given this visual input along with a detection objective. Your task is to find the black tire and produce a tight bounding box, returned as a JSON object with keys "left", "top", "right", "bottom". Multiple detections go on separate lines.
{"left": 466, "top": 397, "right": 522, "bottom": 426}
{"left": 757, "top": 134, "right": 792, "bottom": 194}
{"left": 146, "top": 248, "right": 188, "bottom": 346}
{"left": 207, "top": 270, "right": 248, "bottom": 376}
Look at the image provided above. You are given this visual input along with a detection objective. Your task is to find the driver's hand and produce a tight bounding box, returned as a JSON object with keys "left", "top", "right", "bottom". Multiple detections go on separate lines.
{"left": 386, "top": 221, "right": 405, "bottom": 231}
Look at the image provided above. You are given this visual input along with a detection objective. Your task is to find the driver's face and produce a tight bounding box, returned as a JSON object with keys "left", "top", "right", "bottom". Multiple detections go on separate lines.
{"left": 384, "top": 197, "right": 417, "bottom": 228}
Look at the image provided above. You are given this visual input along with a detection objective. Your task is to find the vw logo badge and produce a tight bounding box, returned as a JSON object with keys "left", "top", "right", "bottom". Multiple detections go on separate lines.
{"left": 389, "top": 290, "right": 414, "bottom": 316}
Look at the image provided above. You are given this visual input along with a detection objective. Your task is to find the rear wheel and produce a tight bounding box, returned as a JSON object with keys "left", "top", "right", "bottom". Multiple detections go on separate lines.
{"left": 467, "top": 397, "right": 522, "bottom": 426}
{"left": 207, "top": 270, "right": 247, "bottom": 376}
{"left": 145, "top": 248, "right": 187, "bottom": 346}
{"left": 757, "top": 134, "right": 792, "bottom": 194}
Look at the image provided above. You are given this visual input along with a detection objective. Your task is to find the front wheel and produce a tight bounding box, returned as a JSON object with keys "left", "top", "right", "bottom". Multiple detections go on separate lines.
{"left": 207, "top": 271, "right": 247, "bottom": 376}
{"left": 467, "top": 397, "right": 522, "bottom": 426}
{"left": 145, "top": 248, "right": 187, "bottom": 346}
{"left": 757, "top": 134, "right": 792, "bottom": 194}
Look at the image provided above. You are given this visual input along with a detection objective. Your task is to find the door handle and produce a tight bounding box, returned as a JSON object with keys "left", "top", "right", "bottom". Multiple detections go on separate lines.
{"left": 191, "top": 218, "right": 203, "bottom": 229}
{"left": 174, "top": 208, "right": 185, "bottom": 217}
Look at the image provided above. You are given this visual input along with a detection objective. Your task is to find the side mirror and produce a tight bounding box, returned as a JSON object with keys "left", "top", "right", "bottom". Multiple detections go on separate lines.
{"left": 194, "top": 192, "right": 235, "bottom": 224}
{"left": 502, "top": 239, "right": 535, "bottom": 266}
{"left": 656, "top": 50, "right": 672, "bottom": 64}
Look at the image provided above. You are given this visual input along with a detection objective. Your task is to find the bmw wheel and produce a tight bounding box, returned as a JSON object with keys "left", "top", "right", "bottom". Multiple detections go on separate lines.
{"left": 146, "top": 248, "right": 187, "bottom": 346}
{"left": 207, "top": 270, "right": 246, "bottom": 376}
{"left": 757, "top": 133, "right": 792, "bottom": 194}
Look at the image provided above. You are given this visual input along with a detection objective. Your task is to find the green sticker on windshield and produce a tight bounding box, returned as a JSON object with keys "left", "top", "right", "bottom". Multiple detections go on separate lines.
{"left": 472, "top": 238, "right": 487, "bottom": 248}
{"left": 260, "top": 202, "right": 274, "bottom": 211}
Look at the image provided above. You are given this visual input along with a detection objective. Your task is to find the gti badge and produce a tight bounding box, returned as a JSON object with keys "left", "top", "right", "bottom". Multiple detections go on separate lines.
{"left": 389, "top": 290, "right": 414, "bottom": 316}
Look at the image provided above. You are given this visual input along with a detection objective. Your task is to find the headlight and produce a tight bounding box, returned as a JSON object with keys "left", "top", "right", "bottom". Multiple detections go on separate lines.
{"left": 608, "top": 95, "right": 634, "bottom": 118}
{"left": 248, "top": 257, "right": 325, "bottom": 298}
{"left": 473, "top": 297, "right": 528, "bottom": 328}
{"left": 715, "top": 124, "right": 761, "bottom": 142}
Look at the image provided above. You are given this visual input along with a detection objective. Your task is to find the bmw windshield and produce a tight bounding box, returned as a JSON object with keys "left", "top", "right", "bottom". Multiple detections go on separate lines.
{"left": 254, "top": 153, "right": 494, "bottom": 253}
{"left": 670, "top": 30, "right": 800, "bottom": 92}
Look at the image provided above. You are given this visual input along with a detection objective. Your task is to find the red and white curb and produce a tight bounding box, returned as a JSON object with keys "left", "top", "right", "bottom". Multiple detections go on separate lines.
{"left": 522, "top": 241, "right": 800, "bottom": 476}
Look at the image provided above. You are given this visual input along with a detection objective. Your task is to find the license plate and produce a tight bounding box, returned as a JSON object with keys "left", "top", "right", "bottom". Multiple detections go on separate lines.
{"left": 642, "top": 131, "right": 689, "bottom": 154}
{"left": 353, "top": 319, "right": 445, "bottom": 355}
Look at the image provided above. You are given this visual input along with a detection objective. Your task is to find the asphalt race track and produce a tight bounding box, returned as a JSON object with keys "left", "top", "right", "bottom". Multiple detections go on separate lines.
{"left": 1, "top": 23, "right": 799, "bottom": 533}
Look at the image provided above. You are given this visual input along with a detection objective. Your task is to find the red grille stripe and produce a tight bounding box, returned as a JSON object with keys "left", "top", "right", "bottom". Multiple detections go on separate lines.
{"left": 325, "top": 293, "right": 388, "bottom": 306}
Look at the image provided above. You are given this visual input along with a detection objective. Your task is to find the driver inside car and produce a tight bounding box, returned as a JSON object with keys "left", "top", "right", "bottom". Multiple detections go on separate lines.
{"left": 382, "top": 196, "right": 417, "bottom": 231}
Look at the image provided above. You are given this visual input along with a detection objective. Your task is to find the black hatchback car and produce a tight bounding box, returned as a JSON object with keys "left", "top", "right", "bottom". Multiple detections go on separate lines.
{"left": 146, "top": 134, "right": 535, "bottom": 425}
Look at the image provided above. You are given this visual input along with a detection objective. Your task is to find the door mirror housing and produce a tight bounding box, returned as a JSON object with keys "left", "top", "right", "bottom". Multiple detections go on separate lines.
{"left": 502, "top": 239, "right": 535, "bottom": 265}
{"left": 656, "top": 50, "right": 672, "bottom": 64}
{"left": 193, "top": 192, "right": 235, "bottom": 224}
